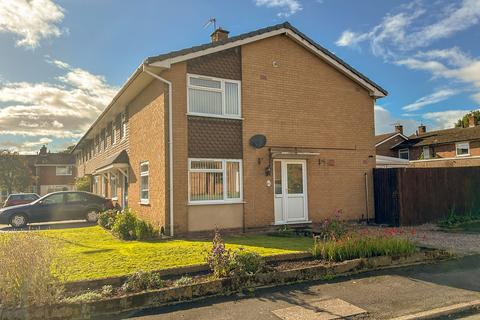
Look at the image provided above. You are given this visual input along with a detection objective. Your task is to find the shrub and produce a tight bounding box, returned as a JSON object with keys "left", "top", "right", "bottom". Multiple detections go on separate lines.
{"left": 111, "top": 208, "right": 137, "bottom": 240}
{"left": 205, "top": 229, "right": 234, "bottom": 278}
{"left": 174, "top": 276, "right": 194, "bottom": 287}
{"left": 438, "top": 206, "right": 480, "bottom": 228}
{"left": 231, "top": 250, "right": 265, "bottom": 277}
{"left": 122, "top": 271, "right": 164, "bottom": 292}
{"left": 63, "top": 291, "right": 104, "bottom": 304}
{"left": 135, "top": 219, "right": 156, "bottom": 240}
{"left": 74, "top": 176, "right": 91, "bottom": 192}
{"left": 0, "top": 233, "right": 64, "bottom": 308}
{"left": 312, "top": 230, "right": 417, "bottom": 262}
{"left": 316, "top": 209, "right": 348, "bottom": 241}
{"left": 98, "top": 209, "right": 119, "bottom": 230}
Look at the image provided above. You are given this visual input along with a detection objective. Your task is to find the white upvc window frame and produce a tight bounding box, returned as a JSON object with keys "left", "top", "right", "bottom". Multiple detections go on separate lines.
{"left": 110, "top": 173, "right": 118, "bottom": 200}
{"left": 398, "top": 148, "right": 409, "bottom": 160}
{"left": 423, "top": 146, "right": 430, "bottom": 159}
{"left": 456, "top": 141, "right": 470, "bottom": 157}
{"left": 56, "top": 165, "right": 73, "bottom": 176}
{"left": 120, "top": 112, "right": 127, "bottom": 140}
{"left": 140, "top": 161, "right": 149, "bottom": 205}
{"left": 186, "top": 73, "right": 242, "bottom": 119}
{"left": 188, "top": 158, "right": 243, "bottom": 205}
{"left": 110, "top": 120, "right": 116, "bottom": 145}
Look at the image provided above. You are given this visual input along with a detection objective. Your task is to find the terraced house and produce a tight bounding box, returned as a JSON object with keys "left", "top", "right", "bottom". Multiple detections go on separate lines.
{"left": 72, "top": 22, "right": 387, "bottom": 236}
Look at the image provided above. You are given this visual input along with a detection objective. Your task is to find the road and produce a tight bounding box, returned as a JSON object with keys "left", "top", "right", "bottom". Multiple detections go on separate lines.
{"left": 119, "top": 255, "right": 480, "bottom": 320}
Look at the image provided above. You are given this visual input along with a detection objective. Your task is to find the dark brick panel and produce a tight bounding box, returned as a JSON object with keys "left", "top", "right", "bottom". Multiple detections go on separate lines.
{"left": 187, "top": 47, "right": 241, "bottom": 80}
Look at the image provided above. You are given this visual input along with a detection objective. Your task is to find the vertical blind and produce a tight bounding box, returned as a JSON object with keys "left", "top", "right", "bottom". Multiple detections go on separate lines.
{"left": 189, "top": 159, "right": 242, "bottom": 202}
{"left": 188, "top": 75, "right": 240, "bottom": 117}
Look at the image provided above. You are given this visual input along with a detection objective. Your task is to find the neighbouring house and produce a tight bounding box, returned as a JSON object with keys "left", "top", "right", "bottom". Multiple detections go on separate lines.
{"left": 375, "top": 125, "right": 409, "bottom": 158}
{"left": 72, "top": 22, "right": 387, "bottom": 236}
{"left": 34, "top": 145, "right": 76, "bottom": 195}
{"left": 0, "top": 145, "right": 76, "bottom": 198}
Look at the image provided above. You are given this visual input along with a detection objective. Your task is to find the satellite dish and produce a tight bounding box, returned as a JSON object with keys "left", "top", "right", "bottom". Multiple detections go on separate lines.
{"left": 249, "top": 134, "right": 267, "bottom": 149}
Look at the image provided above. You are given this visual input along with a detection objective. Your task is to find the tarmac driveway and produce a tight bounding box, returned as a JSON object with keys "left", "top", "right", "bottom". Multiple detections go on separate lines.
{"left": 0, "top": 220, "right": 95, "bottom": 231}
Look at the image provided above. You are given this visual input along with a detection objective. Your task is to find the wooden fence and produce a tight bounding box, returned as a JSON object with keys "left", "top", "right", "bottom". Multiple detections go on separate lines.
{"left": 373, "top": 167, "right": 480, "bottom": 226}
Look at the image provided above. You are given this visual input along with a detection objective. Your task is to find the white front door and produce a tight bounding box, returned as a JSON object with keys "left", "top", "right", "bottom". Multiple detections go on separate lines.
{"left": 274, "top": 160, "right": 308, "bottom": 224}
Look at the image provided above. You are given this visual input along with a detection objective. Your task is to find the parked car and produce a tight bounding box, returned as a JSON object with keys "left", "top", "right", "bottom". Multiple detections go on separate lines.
{"left": 0, "top": 191, "right": 114, "bottom": 228}
{"left": 3, "top": 193, "right": 40, "bottom": 207}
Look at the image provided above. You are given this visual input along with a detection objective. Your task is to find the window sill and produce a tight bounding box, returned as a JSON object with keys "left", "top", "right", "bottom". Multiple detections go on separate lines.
{"left": 111, "top": 197, "right": 118, "bottom": 201}
{"left": 186, "top": 113, "right": 243, "bottom": 120}
{"left": 188, "top": 201, "right": 245, "bottom": 206}
{"left": 456, "top": 154, "right": 470, "bottom": 157}
{"left": 139, "top": 201, "right": 150, "bottom": 206}
{"left": 272, "top": 220, "right": 312, "bottom": 226}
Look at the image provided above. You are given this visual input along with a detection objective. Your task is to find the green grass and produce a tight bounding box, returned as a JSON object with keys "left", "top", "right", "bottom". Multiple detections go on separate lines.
{"left": 37, "top": 226, "right": 311, "bottom": 282}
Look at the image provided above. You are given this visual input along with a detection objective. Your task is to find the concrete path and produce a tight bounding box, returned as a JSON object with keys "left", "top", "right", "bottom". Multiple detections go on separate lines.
{"left": 121, "top": 255, "right": 480, "bottom": 320}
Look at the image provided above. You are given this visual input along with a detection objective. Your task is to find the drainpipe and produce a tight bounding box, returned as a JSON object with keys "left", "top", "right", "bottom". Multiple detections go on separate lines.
{"left": 364, "top": 172, "right": 369, "bottom": 224}
{"left": 143, "top": 66, "right": 174, "bottom": 237}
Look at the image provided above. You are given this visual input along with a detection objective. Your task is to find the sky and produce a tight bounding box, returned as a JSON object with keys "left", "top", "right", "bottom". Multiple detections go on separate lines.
{"left": 0, "top": 0, "right": 479, "bottom": 154}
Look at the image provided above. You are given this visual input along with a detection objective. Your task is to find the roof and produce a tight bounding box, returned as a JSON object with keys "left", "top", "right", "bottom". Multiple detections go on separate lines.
{"left": 145, "top": 22, "right": 387, "bottom": 96}
{"left": 94, "top": 150, "right": 129, "bottom": 172}
{"left": 395, "top": 126, "right": 480, "bottom": 149}
{"left": 35, "top": 153, "right": 75, "bottom": 165}
{"left": 375, "top": 132, "right": 408, "bottom": 146}
{"left": 72, "top": 22, "right": 387, "bottom": 154}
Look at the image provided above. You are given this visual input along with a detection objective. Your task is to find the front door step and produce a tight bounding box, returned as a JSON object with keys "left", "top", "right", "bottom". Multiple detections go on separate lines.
{"left": 272, "top": 298, "right": 367, "bottom": 320}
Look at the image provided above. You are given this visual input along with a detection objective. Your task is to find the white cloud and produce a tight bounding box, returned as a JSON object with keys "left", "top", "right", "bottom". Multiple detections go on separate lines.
{"left": 422, "top": 109, "right": 474, "bottom": 129}
{"left": 402, "top": 89, "right": 458, "bottom": 111}
{"left": 254, "top": 0, "right": 302, "bottom": 17}
{"left": 336, "top": 0, "right": 480, "bottom": 57}
{"left": 0, "top": 0, "right": 65, "bottom": 48}
{"left": 414, "top": 47, "right": 473, "bottom": 67}
{"left": 0, "top": 60, "right": 117, "bottom": 139}
{"left": 374, "top": 105, "right": 419, "bottom": 135}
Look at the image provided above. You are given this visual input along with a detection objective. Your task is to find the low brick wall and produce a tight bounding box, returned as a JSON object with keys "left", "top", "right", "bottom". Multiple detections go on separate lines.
{"left": 65, "top": 251, "right": 311, "bottom": 293}
{"left": 1, "top": 250, "right": 449, "bottom": 320}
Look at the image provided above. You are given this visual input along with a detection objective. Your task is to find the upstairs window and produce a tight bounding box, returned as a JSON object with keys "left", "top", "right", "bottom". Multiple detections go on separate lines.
{"left": 110, "top": 121, "right": 116, "bottom": 145}
{"left": 120, "top": 112, "right": 127, "bottom": 140}
{"left": 187, "top": 74, "right": 241, "bottom": 118}
{"left": 456, "top": 142, "right": 470, "bottom": 157}
{"left": 56, "top": 166, "right": 73, "bottom": 176}
{"left": 423, "top": 146, "right": 430, "bottom": 159}
{"left": 101, "top": 128, "right": 107, "bottom": 150}
{"left": 398, "top": 148, "right": 409, "bottom": 160}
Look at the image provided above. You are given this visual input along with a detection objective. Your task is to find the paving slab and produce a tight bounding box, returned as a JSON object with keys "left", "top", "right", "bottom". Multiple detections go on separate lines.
{"left": 271, "top": 298, "right": 366, "bottom": 320}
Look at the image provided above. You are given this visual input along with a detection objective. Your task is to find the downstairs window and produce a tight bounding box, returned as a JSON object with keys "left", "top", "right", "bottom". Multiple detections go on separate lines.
{"left": 188, "top": 159, "right": 242, "bottom": 203}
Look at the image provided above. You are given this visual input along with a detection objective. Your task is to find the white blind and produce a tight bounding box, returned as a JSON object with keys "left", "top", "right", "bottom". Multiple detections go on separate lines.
{"left": 225, "top": 82, "right": 239, "bottom": 116}
{"left": 189, "top": 88, "right": 222, "bottom": 115}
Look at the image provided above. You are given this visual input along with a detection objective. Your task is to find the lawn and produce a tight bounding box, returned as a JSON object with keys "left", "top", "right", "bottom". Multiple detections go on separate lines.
{"left": 39, "top": 226, "right": 312, "bottom": 282}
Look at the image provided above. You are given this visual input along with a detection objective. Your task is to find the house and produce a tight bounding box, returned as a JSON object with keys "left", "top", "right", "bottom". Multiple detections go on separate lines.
{"left": 34, "top": 145, "right": 76, "bottom": 195}
{"left": 375, "top": 124, "right": 409, "bottom": 158}
{"left": 72, "top": 22, "right": 387, "bottom": 236}
{"left": 393, "top": 116, "right": 480, "bottom": 167}
{"left": 0, "top": 145, "right": 76, "bottom": 198}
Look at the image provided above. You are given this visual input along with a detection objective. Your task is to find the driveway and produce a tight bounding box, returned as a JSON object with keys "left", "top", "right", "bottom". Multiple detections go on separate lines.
{"left": 0, "top": 220, "right": 95, "bottom": 231}
{"left": 119, "top": 255, "right": 480, "bottom": 320}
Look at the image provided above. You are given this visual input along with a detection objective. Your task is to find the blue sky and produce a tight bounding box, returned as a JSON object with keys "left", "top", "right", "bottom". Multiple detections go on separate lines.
{"left": 0, "top": 0, "right": 479, "bottom": 153}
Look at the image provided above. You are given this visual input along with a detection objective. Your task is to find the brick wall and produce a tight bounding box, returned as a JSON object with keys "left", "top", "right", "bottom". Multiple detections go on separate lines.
{"left": 127, "top": 80, "right": 168, "bottom": 230}
{"left": 241, "top": 35, "right": 376, "bottom": 225}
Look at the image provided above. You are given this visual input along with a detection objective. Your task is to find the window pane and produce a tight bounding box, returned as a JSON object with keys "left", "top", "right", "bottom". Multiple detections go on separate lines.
{"left": 287, "top": 164, "right": 303, "bottom": 194}
{"left": 274, "top": 162, "right": 282, "bottom": 195}
{"left": 188, "top": 88, "right": 222, "bottom": 115}
{"left": 190, "top": 77, "right": 221, "bottom": 89}
{"left": 141, "top": 190, "right": 149, "bottom": 200}
{"left": 190, "top": 172, "right": 223, "bottom": 201}
{"left": 226, "top": 162, "right": 240, "bottom": 199}
{"left": 190, "top": 160, "right": 222, "bottom": 170}
{"left": 225, "top": 82, "right": 239, "bottom": 115}
{"left": 66, "top": 193, "right": 84, "bottom": 203}
{"left": 141, "top": 175, "right": 149, "bottom": 191}
{"left": 457, "top": 143, "right": 469, "bottom": 155}
{"left": 140, "top": 163, "right": 149, "bottom": 173}
{"left": 43, "top": 194, "right": 63, "bottom": 205}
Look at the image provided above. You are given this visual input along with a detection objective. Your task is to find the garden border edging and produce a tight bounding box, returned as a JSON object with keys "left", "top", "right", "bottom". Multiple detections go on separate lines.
{"left": 2, "top": 249, "right": 450, "bottom": 320}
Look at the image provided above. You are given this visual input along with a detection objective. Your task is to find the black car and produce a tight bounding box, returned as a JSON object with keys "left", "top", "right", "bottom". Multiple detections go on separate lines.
{"left": 0, "top": 191, "right": 114, "bottom": 228}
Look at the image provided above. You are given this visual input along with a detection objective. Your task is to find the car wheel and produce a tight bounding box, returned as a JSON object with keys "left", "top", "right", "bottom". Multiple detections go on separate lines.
{"left": 85, "top": 210, "right": 99, "bottom": 223}
{"left": 10, "top": 214, "right": 27, "bottom": 228}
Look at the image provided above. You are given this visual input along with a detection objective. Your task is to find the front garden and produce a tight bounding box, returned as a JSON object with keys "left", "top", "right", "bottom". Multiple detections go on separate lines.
{"left": 0, "top": 209, "right": 450, "bottom": 319}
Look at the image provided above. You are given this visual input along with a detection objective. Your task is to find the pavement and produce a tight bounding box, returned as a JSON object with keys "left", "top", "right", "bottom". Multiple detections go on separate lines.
{"left": 120, "top": 255, "right": 480, "bottom": 320}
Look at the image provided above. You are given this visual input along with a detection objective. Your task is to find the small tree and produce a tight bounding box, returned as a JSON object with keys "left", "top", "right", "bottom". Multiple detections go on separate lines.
{"left": 75, "top": 176, "right": 91, "bottom": 192}
{"left": 0, "top": 150, "right": 35, "bottom": 194}
{"left": 455, "top": 110, "right": 480, "bottom": 128}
